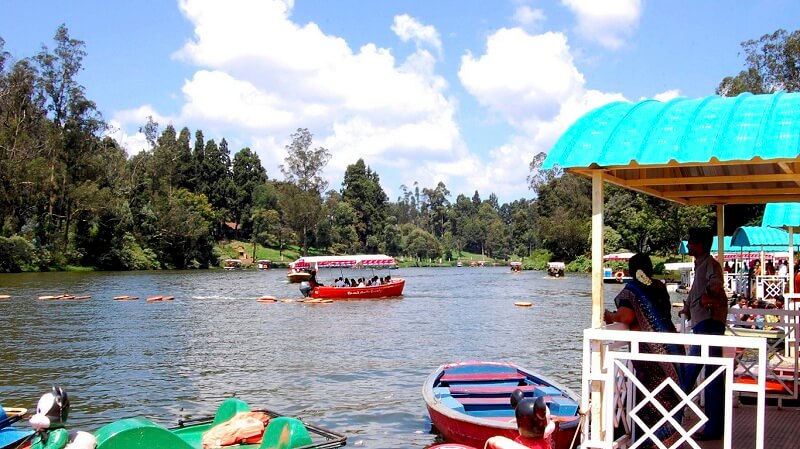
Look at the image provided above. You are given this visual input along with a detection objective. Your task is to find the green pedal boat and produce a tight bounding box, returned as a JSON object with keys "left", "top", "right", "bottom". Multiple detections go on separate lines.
{"left": 93, "top": 398, "right": 346, "bottom": 449}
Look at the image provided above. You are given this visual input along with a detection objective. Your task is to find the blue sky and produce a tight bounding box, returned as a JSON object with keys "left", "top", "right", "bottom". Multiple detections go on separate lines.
{"left": 2, "top": 0, "right": 799, "bottom": 204}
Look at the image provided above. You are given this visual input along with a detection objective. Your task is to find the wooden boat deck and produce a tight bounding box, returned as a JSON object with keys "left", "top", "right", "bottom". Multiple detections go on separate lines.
{"left": 681, "top": 403, "right": 800, "bottom": 449}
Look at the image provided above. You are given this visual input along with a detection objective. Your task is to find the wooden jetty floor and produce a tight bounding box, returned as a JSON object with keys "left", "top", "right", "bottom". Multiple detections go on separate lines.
{"left": 679, "top": 402, "right": 800, "bottom": 449}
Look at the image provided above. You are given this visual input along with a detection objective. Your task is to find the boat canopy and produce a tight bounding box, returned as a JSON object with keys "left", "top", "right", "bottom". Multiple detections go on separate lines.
{"left": 291, "top": 254, "right": 396, "bottom": 269}
{"left": 603, "top": 252, "right": 635, "bottom": 261}
{"left": 730, "top": 226, "right": 800, "bottom": 248}
{"left": 510, "top": 261, "right": 523, "bottom": 266}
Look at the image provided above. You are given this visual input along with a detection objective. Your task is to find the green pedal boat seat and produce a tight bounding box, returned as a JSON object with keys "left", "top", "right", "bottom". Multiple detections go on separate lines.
{"left": 212, "top": 398, "right": 252, "bottom": 426}
{"left": 94, "top": 417, "right": 194, "bottom": 449}
{"left": 259, "top": 417, "right": 312, "bottom": 449}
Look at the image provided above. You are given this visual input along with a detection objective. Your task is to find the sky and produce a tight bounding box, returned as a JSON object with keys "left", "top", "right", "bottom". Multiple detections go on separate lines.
{"left": 2, "top": 0, "right": 799, "bottom": 204}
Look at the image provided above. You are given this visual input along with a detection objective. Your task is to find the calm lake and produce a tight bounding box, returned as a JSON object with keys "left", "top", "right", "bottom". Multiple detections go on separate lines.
{"left": 0, "top": 267, "right": 664, "bottom": 448}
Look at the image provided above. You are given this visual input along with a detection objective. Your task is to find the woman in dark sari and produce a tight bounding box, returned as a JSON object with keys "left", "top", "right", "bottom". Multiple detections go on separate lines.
{"left": 604, "top": 253, "right": 685, "bottom": 448}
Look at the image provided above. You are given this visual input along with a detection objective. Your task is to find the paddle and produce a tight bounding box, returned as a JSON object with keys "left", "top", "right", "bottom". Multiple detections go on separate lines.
{"left": 0, "top": 412, "right": 24, "bottom": 430}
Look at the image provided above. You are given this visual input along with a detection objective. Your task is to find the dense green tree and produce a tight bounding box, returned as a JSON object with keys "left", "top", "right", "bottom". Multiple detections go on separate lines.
{"left": 402, "top": 223, "right": 442, "bottom": 260}
{"left": 421, "top": 181, "right": 451, "bottom": 238}
{"left": 341, "top": 159, "right": 388, "bottom": 252}
{"left": 717, "top": 29, "right": 800, "bottom": 96}
{"left": 232, "top": 147, "right": 267, "bottom": 236}
{"left": 276, "top": 181, "right": 322, "bottom": 255}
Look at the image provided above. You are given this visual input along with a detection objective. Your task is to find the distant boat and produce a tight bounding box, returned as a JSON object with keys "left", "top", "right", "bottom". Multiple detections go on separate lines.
{"left": 457, "top": 261, "right": 464, "bottom": 267}
{"left": 547, "top": 262, "right": 565, "bottom": 277}
{"left": 256, "top": 259, "right": 272, "bottom": 270}
{"left": 510, "top": 261, "right": 522, "bottom": 273}
{"left": 422, "top": 361, "right": 580, "bottom": 449}
{"left": 286, "top": 267, "right": 312, "bottom": 283}
{"left": 223, "top": 259, "right": 242, "bottom": 270}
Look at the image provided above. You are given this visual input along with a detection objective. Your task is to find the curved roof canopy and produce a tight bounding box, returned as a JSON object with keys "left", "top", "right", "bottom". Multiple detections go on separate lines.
{"left": 543, "top": 92, "right": 800, "bottom": 205}
{"left": 762, "top": 202, "right": 800, "bottom": 228}
{"left": 730, "top": 226, "right": 800, "bottom": 247}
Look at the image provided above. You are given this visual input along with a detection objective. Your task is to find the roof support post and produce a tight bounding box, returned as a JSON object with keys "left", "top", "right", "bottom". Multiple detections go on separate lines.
{"left": 591, "top": 170, "right": 605, "bottom": 441}
{"left": 790, "top": 227, "right": 795, "bottom": 295}
{"left": 717, "top": 205, "right": 725, "bottom": 262}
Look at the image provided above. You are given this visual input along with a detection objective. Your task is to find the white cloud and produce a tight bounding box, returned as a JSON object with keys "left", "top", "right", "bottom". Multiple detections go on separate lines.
{"left": 459, "top": 29, "right": 585, "bottom": 124}
{"left": 392, "top": 14, "right": 443, "bottom": 57}
{"left": 652, "top": 89, "right": 681, "bottom": 102}
{"left": 458, "top": 26, "right": 627, "bottom": 199}
{"left": 513, "top": 6, "right": 546, "bottom": 28}
{"left": 561, "top": 0, "right": 642, "bottom": 50}
{"left": 110, "top": 0, "right": 463, "bottom": 195}
{"left": 106, "top": 119, "right": 151, "bottom": 155}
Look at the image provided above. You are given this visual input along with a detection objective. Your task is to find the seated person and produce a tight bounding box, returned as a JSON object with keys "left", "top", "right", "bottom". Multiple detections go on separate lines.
{"left": 485, "top": 397, "right": 555, "bottom": 449}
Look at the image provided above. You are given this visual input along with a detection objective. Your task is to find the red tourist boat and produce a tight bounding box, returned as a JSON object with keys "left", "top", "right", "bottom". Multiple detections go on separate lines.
{"left": 291, "top": 255, "right": 405, "bottom": 300}
{"left": 423, "top": 361, "right": 581, "bottom": 449}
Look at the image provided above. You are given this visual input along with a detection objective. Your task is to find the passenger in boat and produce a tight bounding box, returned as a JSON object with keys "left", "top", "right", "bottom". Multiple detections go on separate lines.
{"left": 680, "top": 226, "right": 727, "bottom": 441}
{"left": 727, "top": 296, "right": 748, "bottom": 326}
{"left": 604, "top": 252, "right": 684, "bottom": 448}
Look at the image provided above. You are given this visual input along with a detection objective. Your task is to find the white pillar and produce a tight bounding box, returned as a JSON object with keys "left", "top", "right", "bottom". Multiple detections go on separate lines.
{"left": 590, "top": 170, "right": 605, "bottom": 441}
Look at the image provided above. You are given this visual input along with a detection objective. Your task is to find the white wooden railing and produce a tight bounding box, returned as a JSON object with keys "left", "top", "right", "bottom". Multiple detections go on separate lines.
{"left": 581, "top": 327, "right": 767, "bottom": 449}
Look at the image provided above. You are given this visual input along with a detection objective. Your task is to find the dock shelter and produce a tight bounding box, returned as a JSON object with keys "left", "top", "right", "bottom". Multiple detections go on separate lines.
{"left": 543, "top": 91, "right": 800, "bottom": 448}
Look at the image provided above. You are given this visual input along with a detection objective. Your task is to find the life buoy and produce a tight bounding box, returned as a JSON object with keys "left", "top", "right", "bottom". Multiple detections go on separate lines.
{"left": 614, "top": 270, "right": 624, "bottom": 281}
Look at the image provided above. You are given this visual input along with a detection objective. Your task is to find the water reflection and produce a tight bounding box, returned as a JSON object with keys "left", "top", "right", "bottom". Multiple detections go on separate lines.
{"left": 0, "top": 267, "right": 644, "bottom": 448}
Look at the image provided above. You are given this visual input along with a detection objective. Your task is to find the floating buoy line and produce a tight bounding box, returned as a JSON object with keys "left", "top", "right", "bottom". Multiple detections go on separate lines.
{"left": 38, "top": 294, "right": 91, "bottom": 301}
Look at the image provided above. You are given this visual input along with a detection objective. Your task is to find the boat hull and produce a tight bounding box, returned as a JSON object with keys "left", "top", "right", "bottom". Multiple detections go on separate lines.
{"left": 311, "top": 279, "right": 405, "bottom": 299}
{"left": 423, "top": 361, "right": 580, "bottom": 449}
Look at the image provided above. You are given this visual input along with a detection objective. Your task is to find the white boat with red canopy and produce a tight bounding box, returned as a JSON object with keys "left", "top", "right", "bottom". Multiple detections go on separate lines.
{"left": 292, "top": 254, "right": 405, "bottom": 300}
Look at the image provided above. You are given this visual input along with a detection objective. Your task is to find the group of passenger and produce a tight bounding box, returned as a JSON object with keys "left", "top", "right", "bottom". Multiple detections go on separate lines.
{"left": 332, "top": 275, "right": 391, "bottom": 287}
{"left": 603, "top": 227, "right": 728, "bottom": 445}
{"left": 727, "top": 294, "right": 785, "bottom": 329}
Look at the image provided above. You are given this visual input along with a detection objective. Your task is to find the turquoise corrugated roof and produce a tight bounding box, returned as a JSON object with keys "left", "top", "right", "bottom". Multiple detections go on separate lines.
{"left": 677, "top": 236, "right": 765, "bottom": 255}
{"left": 762, "top": 203, "right": 800, "bottom": 228}
{"left": 730, "top": 226, "right": 800, "bottom": 247}
{"left": 543, "top": 92, "right": 800, "bottom": 169}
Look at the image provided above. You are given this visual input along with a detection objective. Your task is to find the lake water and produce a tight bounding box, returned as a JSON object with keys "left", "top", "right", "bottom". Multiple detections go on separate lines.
{"left": 0, "top": 267, "right": 669, "bottom": 448}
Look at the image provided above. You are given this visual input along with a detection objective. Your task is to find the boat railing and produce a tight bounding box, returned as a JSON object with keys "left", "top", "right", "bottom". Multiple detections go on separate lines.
{"left": 755, "top": 274, "right": 789, "bottom": 301}
{"left": 582, "top": 325, "right": 768, "bottom": 449}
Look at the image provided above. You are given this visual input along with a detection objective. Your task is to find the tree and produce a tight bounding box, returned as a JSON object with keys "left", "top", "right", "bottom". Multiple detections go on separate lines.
{"left": 232, "top": 147, "right": 267, "bottom": 237}
{"left": 421, "top": 182, "right": 450, "bottom": 238}
{"left": 276, "top": 181, "right": 322, "bottom": 255}
{"left": 341, "top": 159, "right": 388, "bottom": 252}
{"left": 279, "top": 129, "right": 330, "bottom": 253}
{"left": 717, "top": 29, "right": 800, "bottom": 96}
{"left": 280, "top": 128, "right": 331, "bottom": 194}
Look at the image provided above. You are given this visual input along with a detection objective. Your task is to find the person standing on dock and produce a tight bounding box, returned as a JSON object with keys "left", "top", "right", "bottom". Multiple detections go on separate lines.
{"left": 680, "top": 226, "right": 728, "bottom": 441}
